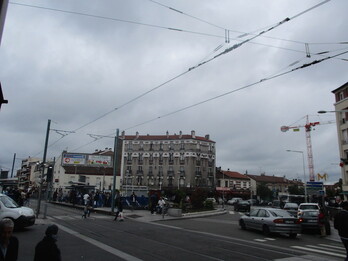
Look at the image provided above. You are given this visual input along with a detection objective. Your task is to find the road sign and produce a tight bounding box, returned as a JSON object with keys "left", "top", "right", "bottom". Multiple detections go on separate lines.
{"left": 306, "top": 182, "right": 323, "bottom": 195}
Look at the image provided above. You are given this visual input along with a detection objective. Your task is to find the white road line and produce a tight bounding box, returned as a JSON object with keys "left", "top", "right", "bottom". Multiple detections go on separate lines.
{"left": 318, "top": 244, "right": 345, "bottom": 250}
{"left": 264, "top": 238, "right": 276, "bottom": 241}
{"left": 54, "top": 222, "right": 143, "bottom": 261}
{"left": 254, "top": 239, "right": 267, "bottom": 242}
{"left": 228, "top": 211, "right": 235, "bottom": 214}
{"left": 291, "top": 245, "right": 346, "bottom": 258}
{"left": 306, "top": 244, "right": 346, "bottom": 254}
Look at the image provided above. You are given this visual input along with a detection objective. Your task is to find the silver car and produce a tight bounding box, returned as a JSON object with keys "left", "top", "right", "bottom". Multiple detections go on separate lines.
{"left": 239, "top": 207, "right": 301, "bottom": 238}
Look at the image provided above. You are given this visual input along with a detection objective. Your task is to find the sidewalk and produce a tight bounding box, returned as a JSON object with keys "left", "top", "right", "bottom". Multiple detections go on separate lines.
{"left": 49, "top": 201, "right": 227, "bottom": 222}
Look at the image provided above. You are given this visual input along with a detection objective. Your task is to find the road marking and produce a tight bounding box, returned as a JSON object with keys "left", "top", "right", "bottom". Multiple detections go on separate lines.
{"left": 306, "top": 244, "right": 346, "bottom": 254}
{"left": 291, "top": 245, "right": 346, "bottom": 258}
{"left": 228, "top": 211, "right": 235, "bottom": 214}
{"left": 254, "top": 239, "right": 267, "bottom": 242}
{"left": 54, "top": 222, "right": 143, "bottom": 261}
{"left": 318, "top": 243, "right": 345, "bottom": 250}
{"left": 264, "top": 238, "right": 276, "bottom": 241}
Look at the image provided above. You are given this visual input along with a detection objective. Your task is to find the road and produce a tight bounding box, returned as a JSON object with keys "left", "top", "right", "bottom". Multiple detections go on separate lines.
{"left": 13, "top": 203, "right": 345, "bottom": 261}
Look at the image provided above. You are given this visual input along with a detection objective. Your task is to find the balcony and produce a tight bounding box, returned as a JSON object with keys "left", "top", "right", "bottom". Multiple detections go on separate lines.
{"left": 167, "top": 170, "right": 174, "bottom": 176}
{"left": 138, "top": 160, "right": 143, "bottom": 165}
{"left": 169, "top": 160, "right": 174, "bottom": 165}
{"left": 195, "top": 171, "right": 202, "bottom": 176}
{"left": 136, "top": 170, "right": 144, "bottom": 176}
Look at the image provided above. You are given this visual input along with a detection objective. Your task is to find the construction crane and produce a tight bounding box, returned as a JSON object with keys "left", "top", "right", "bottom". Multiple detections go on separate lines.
{"left": 281, "top": 115, "right": 335, "bottom": 182}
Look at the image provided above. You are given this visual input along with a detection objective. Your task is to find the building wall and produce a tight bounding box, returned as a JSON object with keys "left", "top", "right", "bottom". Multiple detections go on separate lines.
{"left": 333, "top": 82, "right": 348, "bottom": 199}
{"left": 121, "top": 131, "right": 216, "bottom": 194}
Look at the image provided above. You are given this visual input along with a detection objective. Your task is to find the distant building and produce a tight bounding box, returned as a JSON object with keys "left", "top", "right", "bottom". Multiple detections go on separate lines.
{"left": 18, "top": 157, "right": 41, "bottom": 189}
{"left": 52, "top": 149, "right": 118, "bottom": 193}
{"left": 331, "top": 81, "right": 348, "bottom": 200}
{"left": 120, "top": 130, "right": 216, "bottom": 195}
{"left": 215, "top": 169, "right": 251, "bottom": 198}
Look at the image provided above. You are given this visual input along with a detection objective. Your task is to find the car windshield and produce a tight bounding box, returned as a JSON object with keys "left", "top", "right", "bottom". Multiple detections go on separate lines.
{"left": 300, "top": 205, "right": 319, "bottom": 210}
{"left": 0, "top": 196, "right": 19, "bottom": 208}
{"left": 239, "top": 201, "right": 249, "bottom": 205}
{"left": 284, "top": 203, "right": 298, "bottom": 209}
{"left": 302, "top": 211, "right": 319, "bottom": 217}
{"left": 269, "top": 209, "right": 292, "bottom": 217}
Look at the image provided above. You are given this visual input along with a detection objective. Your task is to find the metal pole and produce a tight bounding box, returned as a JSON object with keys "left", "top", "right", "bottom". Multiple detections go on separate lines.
{"left": 301, "top": 152, "right": 308, "bottom": 203}
{"left": 10, "top": 153, "right": 16, "bottom": 178}
{"left": 36, "top": 119, "right": 51, "bottom": 218}
{"left": 111, "top": 129, "right": 119, "bottom": 213}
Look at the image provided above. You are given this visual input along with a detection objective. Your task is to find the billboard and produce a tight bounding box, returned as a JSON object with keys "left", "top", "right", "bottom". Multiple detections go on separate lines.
{"left": 87, "top": 155, "right": 112, "bottom": 166}
{"left": 62, "top": 154, "right": 86, "bottom": 165}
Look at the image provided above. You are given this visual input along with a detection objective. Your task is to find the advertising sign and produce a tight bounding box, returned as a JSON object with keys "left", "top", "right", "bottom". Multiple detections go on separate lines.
{"left": 62, "top": 154, "right": 86, "bottom": 165}
{"left": 87, "top": 155, "right": 112, "bottom": 166}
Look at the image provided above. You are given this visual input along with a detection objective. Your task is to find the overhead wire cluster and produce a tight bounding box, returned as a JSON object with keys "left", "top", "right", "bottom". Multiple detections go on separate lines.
{"left": 12, "top": 0, "right": 347, "bottom": 155}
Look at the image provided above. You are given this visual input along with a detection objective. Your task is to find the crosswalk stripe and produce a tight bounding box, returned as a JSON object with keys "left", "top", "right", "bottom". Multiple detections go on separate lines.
{"left": 291, "top": 245, "right": 346, "bottom": 258}
{"left": 229, "top": 211, "right": 235, "bottom": 215}
{"left": 254, "top": 239, "right": 267, "bottom": 242}
{"left": 318, "top": 244, "right": 345, "bottom": 250}
{"left": 306, "top": 244, "right": 346, "bottom": 254}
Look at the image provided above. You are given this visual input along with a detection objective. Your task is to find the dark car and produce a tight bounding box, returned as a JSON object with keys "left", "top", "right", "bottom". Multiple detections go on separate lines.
{"left": 234, "top": 200, "right": 250, "bottom": 212}
{"left": 283, "top": 203, "right": 299, "bottom": 217}
{"left": 299, "top": 210, "right": 331, "bottom": 235}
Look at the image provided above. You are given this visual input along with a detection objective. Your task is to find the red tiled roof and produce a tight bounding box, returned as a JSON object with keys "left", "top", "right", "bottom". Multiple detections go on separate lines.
{"left": 221, "top": 170, "right": 249, "bottom": 180}
{"left": 246, "top": 174, "right": 289, "bottom": 184}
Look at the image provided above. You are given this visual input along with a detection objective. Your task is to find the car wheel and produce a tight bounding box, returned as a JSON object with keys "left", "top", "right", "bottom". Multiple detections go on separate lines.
{"left": 262, "top": 225, "right": 270, "bottom": 236}
{"left": 289, "top": 233, "right": 297, "bottom": 238}
{"left": 239, "top": 219, "right": 246, "bottom": 230}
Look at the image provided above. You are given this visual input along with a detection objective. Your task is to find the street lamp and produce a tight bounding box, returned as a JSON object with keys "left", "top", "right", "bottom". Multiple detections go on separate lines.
{"left": 286, "top": 150, "right": 308, "bottom": 203}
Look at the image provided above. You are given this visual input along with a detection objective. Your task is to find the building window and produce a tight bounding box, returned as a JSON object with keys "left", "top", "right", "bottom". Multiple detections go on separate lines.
{"left": 180, "top": 142, "right": 185, "bottom": 150}
{"left": 159, "top": 143, "right": 163, "bottom": 151}
{"left": 138, "top": 153, "right": 143, "bottom": 165}
{"left": 169, "top": 153, "right": 174, "bottom": 165}
{"left": 149, "top": 153, "right": 153, "bottom": 165}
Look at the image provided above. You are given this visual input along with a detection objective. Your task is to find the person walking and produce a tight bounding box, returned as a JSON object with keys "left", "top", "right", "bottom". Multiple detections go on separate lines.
{"left": 0, "top": 218, "right": 18, "bottom": 261}
{"left": 318, "top": 208, "right": 327, "bottom": 237}
{"left": 130, "top": 192, "right": 137, "bottom": 211}
{"left": 150, "top": 193, "right": 158, "bottom": 215}
{"left": 34, "top": 224, "right": 61, "bottom": 261}
{"left": 114, "top": 192, "right": 124, "bottom": 221}
{"left": 334, "top": 201, "right": 348, "bottom": 261}
{"left": 82, "top": 195, "right": 93, "bottom": 218}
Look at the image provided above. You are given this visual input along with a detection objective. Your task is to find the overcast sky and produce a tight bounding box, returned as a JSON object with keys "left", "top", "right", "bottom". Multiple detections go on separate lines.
{"left": 1, "top": 0, "right": 347, "bottom": 184}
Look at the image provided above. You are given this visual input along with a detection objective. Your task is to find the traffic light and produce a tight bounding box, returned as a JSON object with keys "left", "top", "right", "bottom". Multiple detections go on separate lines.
{"left": 46, "top": 165, "right": 53, "bottom": 182}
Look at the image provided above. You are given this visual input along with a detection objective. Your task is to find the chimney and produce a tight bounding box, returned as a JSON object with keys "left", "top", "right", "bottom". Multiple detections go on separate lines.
{"left": 205, "top": 134, "right": 210, "bottom": 140}
{"left": 179, "top": 131, "right": 182, "bottom": 139}
{"left": 191, "top": 130, "right": 195, "bottom": 138}
{"left": 166, "top": 131, "right": 169, "bottom": 138}
{"left": 135, "top": 131, "right": 139, "bottom": 139}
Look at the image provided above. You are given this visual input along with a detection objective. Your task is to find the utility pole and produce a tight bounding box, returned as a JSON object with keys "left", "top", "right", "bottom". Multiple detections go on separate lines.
{"left": 111, "top": 129, "right": 119, "bottom": 213}
{"left": 10, "top": 153, "right": 16, "bottom": 178}
{"left": 36, "top": 119, "right": 51, "bottom": 218}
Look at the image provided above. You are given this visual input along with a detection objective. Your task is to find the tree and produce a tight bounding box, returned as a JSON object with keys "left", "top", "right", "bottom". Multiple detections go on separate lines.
{"left": 257, "top": 183, "right": 272, "bottom": 201}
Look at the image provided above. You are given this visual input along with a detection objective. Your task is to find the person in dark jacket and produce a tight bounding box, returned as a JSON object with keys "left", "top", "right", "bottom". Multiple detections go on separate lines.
{"left": 113, "top": 192, "right": 124, "bottom": 221}
{"left": 34, "top": 224, "right": 61, "bottom": 261}
{"left": 334, "top": 201, "right": 348, "bottom": 261}
{"left": 0, "top": 218, "right": 18, "bottom": 261}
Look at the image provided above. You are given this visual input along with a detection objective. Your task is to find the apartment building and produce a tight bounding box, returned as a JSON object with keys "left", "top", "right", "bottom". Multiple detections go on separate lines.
{"left": 120, "top": 130, "right": 216, "bottom": 194}
{"left": 331, "top": 81, "right": 348, "bottom": 199}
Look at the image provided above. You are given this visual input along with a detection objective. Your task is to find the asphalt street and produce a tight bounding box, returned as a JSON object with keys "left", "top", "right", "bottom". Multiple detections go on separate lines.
{"left": 13, "top": 202, "right": 346, "bottom": 261}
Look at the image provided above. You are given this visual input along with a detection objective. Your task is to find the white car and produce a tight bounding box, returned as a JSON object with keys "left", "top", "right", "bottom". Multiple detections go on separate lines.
{"left": 297, "top": 203, "right": 320, "bottom": 218}
{"left": 227, "top": 197, "right": 242, "bottom": 205}
{"left": 0, "top": 193, "right": 35, "bottom": 228}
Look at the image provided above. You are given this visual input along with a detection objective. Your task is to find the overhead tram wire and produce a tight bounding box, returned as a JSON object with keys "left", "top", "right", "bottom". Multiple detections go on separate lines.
{"left": 146, "top": 0, "right": 333, "bottom": 46}
{"left": 16, "top": 0, "right": 335, "bottom": 151}
{"left": 123, "top": 49, "right": 348, "bottom": 131}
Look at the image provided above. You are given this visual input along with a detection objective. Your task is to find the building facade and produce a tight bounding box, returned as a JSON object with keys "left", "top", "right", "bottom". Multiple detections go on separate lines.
{"left": 120, "top": 130, "right": 216, "bottom": 195}
{"left": 331, "top": 81, "right": 348, "bottom": 200}
{"left": 18, "top": 157, "right": 41, "bottom": 189}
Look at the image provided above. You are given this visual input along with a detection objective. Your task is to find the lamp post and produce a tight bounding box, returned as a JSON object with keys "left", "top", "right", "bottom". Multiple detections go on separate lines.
{"left": 286, "top": 150, "right": 308, "bottom": 203}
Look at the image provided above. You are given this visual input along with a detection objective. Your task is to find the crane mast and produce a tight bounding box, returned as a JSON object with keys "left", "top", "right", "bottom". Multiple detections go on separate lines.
{"left": 281, "top": 115, "right": 335, "bottom": 182}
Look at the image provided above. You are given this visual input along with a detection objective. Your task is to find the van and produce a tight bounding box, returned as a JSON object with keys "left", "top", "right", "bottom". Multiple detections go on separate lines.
{"left": 0, "top": 193, "right": 35, "bottom": 228}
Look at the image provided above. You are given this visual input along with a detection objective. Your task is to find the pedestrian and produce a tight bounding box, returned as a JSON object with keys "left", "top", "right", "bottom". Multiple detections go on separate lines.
{"left": 150, "top": 193, "right": 157, "bottom": 215}
{"left": 130, "top": 192, "right": 137, "bottom": 211}
{"left": 113, "top": 192, "right": 124, "bottom": 221}
{"left": 158, "top": 197, "right": 166, "bottom": 214}
{"left": 318, "top": 208, "right": 327, "bottom": 237}
{"left": 0, "top": 218, "right": 18, "bottom": 261}
{"left": 34, "top": 224, "right": 61, "bottom": 261}
{"left": 334, "top": 201, "right": 348, "bottom": 261}
{"left": 82, "top": 196, "right": 93, "bottom": 218}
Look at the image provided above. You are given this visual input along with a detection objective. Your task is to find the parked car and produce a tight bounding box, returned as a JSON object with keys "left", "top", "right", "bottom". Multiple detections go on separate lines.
{"left": 298, "top": 209, "right": 331, "bottom": 235}
{"left": 297, "top": 203, "right": 320, "bottom": 218}
{"left": 0, "top": 193, "right": 35, "bottom": 228}
{"left": 283, "top": 203, "right": 299, "bottom": 217}
{"left": 239, "top": 207, "right": 301, "bottom": 238}
{"left": 227, "top": 197, "right": 242, "bottom": 205}
{"left": 234, "top": 200, "right": 250, "bottom": 212}
{"left": 247, "top": 199, "right": 258, "bottom": 206}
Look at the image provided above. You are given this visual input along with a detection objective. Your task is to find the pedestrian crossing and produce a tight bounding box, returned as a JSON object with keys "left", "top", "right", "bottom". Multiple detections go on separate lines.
{"left": 52, "top": 215, "right": 112, "bottom": 220}
{"left": 291, "top": 243, "right": 346, "bottom": 258}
